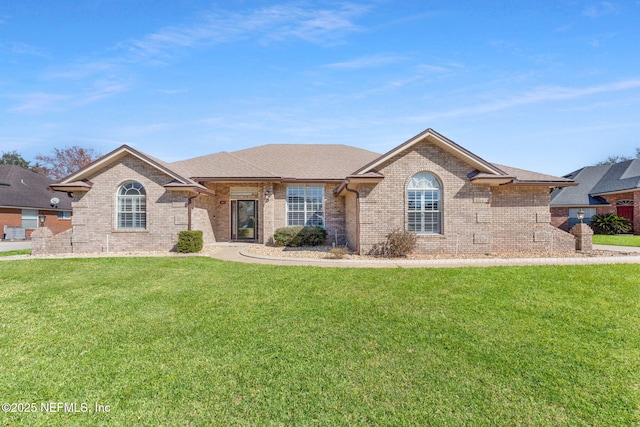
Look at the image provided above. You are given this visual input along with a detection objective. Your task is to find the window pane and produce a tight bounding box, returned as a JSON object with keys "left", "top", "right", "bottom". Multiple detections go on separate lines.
{"left": 22, "top": 209, "right": 38, "bottom": 228}
{"left": 286, "top": 185, "right": 325, "bottom": 228}
{"left": 118, "top": 183, "right": 146, "bottom": 229}
{"left": 407, "top": 173, "right": 441, "bottom": 234}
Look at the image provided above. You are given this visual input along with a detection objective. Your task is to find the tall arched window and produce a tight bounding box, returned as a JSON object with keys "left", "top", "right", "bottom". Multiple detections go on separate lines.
{"left": 407, "top": 172, "right": 441, "bottom": 234}
{"left": 117, "top": 181, "right": 146, "bottom": 229}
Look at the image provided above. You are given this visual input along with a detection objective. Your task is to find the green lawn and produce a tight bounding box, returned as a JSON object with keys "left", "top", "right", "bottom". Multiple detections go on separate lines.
{"left": 0, "top": 258, "right": 639, "bottom": 426}
{"left": 0, "top": 249, "right": 30, "bottom": 257}
{"left": 593, "top": 234, "right": 640, "bottom": 247}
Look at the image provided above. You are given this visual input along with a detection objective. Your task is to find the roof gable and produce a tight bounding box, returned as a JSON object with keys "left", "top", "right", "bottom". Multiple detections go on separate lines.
{"left": 55, "top": 145, "right": 194, "bottom": 186}
{"left": 353, "top": 128, "right": 506, "bottom": 176}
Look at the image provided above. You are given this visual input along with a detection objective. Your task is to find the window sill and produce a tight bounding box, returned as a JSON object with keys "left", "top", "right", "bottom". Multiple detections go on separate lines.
{"left": 112, "top": 229, "right": 149, "bottom": 233}
{"left": 414, "top": 233, "right": 445, "bottom": 238}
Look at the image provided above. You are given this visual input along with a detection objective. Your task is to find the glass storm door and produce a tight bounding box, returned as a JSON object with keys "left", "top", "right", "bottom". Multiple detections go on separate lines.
{"left": 232, "top": 200, "right": 257, "bottom": 240}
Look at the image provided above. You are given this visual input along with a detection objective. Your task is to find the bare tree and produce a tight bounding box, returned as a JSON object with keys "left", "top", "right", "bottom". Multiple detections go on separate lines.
{"left": 35, "top": 146, "right": 101, "bottom": 180}
{"left": 595, "top": 148, "right": 640, "bottom": 166}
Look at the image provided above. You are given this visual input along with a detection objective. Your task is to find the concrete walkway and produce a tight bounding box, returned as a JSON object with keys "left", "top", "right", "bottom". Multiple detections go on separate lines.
{"left": 207, "top": 243, "right": 640, "bottom": 269}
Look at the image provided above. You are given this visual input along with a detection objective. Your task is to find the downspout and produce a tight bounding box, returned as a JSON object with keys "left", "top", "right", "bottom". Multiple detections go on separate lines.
{"left": 343, "top": 179, "right": 361, "bottom": 255}
{"left": 187, "top": 194, "right": 199, "bottom": 231}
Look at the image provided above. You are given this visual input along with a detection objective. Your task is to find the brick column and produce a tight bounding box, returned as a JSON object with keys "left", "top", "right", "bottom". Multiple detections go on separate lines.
{"left": 31, "top": 226, "right": 53, "bottom": 255}
{"left": 262, "top": 184, "right": 275, "bottom": 245}
{"left": 570, "top": 223, "right": 593, "bottom": 252}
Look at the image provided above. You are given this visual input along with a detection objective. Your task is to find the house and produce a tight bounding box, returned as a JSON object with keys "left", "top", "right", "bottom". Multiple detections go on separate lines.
{"left": 551, "top": 159, "right": 640, "bottom": 233}
{"left": 0, "top": 164, "right": 72, "bottom": 239}
{"left": 44, "top": 128, "right": 577, "bottom": 255}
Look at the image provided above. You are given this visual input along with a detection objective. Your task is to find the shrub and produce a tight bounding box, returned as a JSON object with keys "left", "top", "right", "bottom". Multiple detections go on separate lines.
{"left": 273, "top": 226, "right": 328, "bottom": 247}
{"left": 177, "top": 230, "right": 203, "bottom": 253}
{"left": 589, "top": 213, "right": 632, "bottom": 235}
{"left": 327, "top": 247, "right": 349, "bottom": 259}
{"left": 368, "top": 228, "right": 417, "bottom": 258}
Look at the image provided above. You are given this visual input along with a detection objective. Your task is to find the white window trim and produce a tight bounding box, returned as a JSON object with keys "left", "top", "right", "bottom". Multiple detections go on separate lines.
{"left": 117, "top": 181, "right": 147, "bottom": 230}
{"left": 286, "top": 185, "right": 325, "bottom": 227}
{"left": 407, "top": 172, "right": 442, "bottom": 235}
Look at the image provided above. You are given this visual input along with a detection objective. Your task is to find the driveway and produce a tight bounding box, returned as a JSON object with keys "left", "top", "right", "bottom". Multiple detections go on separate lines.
{"left": 0, "top": 240, "right": 32, "bottom": 252}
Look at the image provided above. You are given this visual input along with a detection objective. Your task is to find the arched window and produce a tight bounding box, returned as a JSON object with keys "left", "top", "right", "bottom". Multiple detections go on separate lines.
{"left": 117, "top": 181, "right": 146, "bottom": 229}
{"left": 407, "top": 172, "right": 441, "bottom": 234}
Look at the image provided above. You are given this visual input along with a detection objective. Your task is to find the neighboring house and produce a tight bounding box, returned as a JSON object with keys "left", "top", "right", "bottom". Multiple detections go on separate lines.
{"left": 0, "top": 165, "right": 72, "bottom": 239}
{"left": 47, "top": 128, "right": 576, "bottom": 255}
{"left": 551, "top": 159, "right": 640, "bottom": 233}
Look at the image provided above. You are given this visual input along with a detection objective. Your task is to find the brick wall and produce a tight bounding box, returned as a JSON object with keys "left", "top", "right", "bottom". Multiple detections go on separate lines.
{"left": 353, "top": 140, "right": 575, "bottom": 255}
{"left": 1, "top": 207, "right": 72, "bottom": 239}
{"left": 270, "top": 183, "right": 346, "bottom": 246}
{"left": 0, "top": 208, "right": 22, "bottom": 231}
{"left": 39, "top": 210, "right": 73, "bottom": 235}
{"left": 551, "top": 207, "right": 570, "bottom": 231}
{"left": 32, "top": 227, "right": 72, "bottom": 255}
{"left": 68, "top": 155, "right": 192, "bottom": 253}
{"left": 490, "top": 186, "right": 574, "bottom": 253}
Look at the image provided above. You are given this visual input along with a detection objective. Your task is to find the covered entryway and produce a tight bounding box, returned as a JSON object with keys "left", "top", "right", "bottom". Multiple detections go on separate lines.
{"left": 231, "top": 200, "right": 257, "bottom": 240}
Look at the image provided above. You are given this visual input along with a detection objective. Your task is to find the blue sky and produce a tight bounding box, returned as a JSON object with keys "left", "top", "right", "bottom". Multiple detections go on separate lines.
{"left": 1, "top": 0, "right": 640, "bottom": 176}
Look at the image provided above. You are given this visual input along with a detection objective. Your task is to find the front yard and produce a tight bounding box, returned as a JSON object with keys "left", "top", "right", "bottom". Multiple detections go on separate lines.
{"left": 0, "top": 257, "right": 638, "bottom": 426}
{"left": 593, "top": 234, "right": 640, "bottom": 247}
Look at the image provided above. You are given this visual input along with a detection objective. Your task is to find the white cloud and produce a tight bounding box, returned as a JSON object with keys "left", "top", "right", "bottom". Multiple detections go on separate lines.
{"left": 325, "top": 54, "right": 405, "bottom": 69}
{"left": 119, "top": 3, "right": 369, "bottom": 61}
{"left": 44, "top": 61, "right": 119, "bottom": 80}
{"left": 410, "top": 79, "right": 640, "bottom": 121}
{"left": 7, "top": 92, "right": 69, "bottom": 113}
{"left": 0, "top": 41, "right": 48, "bottom": 57}
{"left": 583, "top": 1, "right": 619, "bottom": 18}
{"left": 79, "top": 80, "right": 131, "bottom": 104}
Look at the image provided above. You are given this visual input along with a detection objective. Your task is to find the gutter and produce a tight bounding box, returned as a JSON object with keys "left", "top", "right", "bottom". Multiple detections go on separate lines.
{"left": 342, "top": 179, "right": 361, "bottom": 255}
{"left": 187, "top": 194, "right": 199, "bottom": 231}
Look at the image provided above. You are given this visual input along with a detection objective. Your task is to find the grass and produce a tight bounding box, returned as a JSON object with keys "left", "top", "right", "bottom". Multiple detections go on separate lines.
{"left": 593, "top": 234, "right": 640, "bottom": 247}
{"left": 0, "top": 258, "right": 639, "bottom": 426}
{"left": 0, "top": 249, "right": 31, "bottom": 257}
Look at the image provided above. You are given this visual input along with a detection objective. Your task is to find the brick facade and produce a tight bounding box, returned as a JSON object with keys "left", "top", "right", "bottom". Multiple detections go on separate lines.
{"left": 36, "top": 144, "right": 575, "bottom": 256}
{"left": 351, "top": 141, "right": 575, "bottom": 255}
{"left": 63, "top": 155, "right": 193, "bottom": 253}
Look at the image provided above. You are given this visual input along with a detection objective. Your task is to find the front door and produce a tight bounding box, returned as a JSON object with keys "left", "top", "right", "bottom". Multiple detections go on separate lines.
{"left": 617, "top": 205, "right": 634, "bottom": 231}
{"left": 232, "top": 200, "right": 257, "bottom": 240}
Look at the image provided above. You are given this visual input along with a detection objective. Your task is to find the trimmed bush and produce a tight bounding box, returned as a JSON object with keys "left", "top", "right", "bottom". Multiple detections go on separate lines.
{"left": 273, "top": 226, "right": 328, "bottom": 247}
{"left": 368, "top": 228, "right": 417, "bottom": 258}
{"left": 177, "top": 230, "right": 203, "bottom": 253}
{"left": 589, "top": 213, "right": 632, "bottom": 235}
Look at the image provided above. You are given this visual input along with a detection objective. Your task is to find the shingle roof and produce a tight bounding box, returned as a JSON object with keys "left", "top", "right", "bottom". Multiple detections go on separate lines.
{"left": 0, "top": 165, "right": 72, "bottom": 210}
{"left": 550, "top": 160, "right": 640, "bottom": 207}
{"left": 492, "top": 164, "right": 575, "bottom": 185}
{"left": 171, "top": 144, "right": 382, "bottom": 181}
